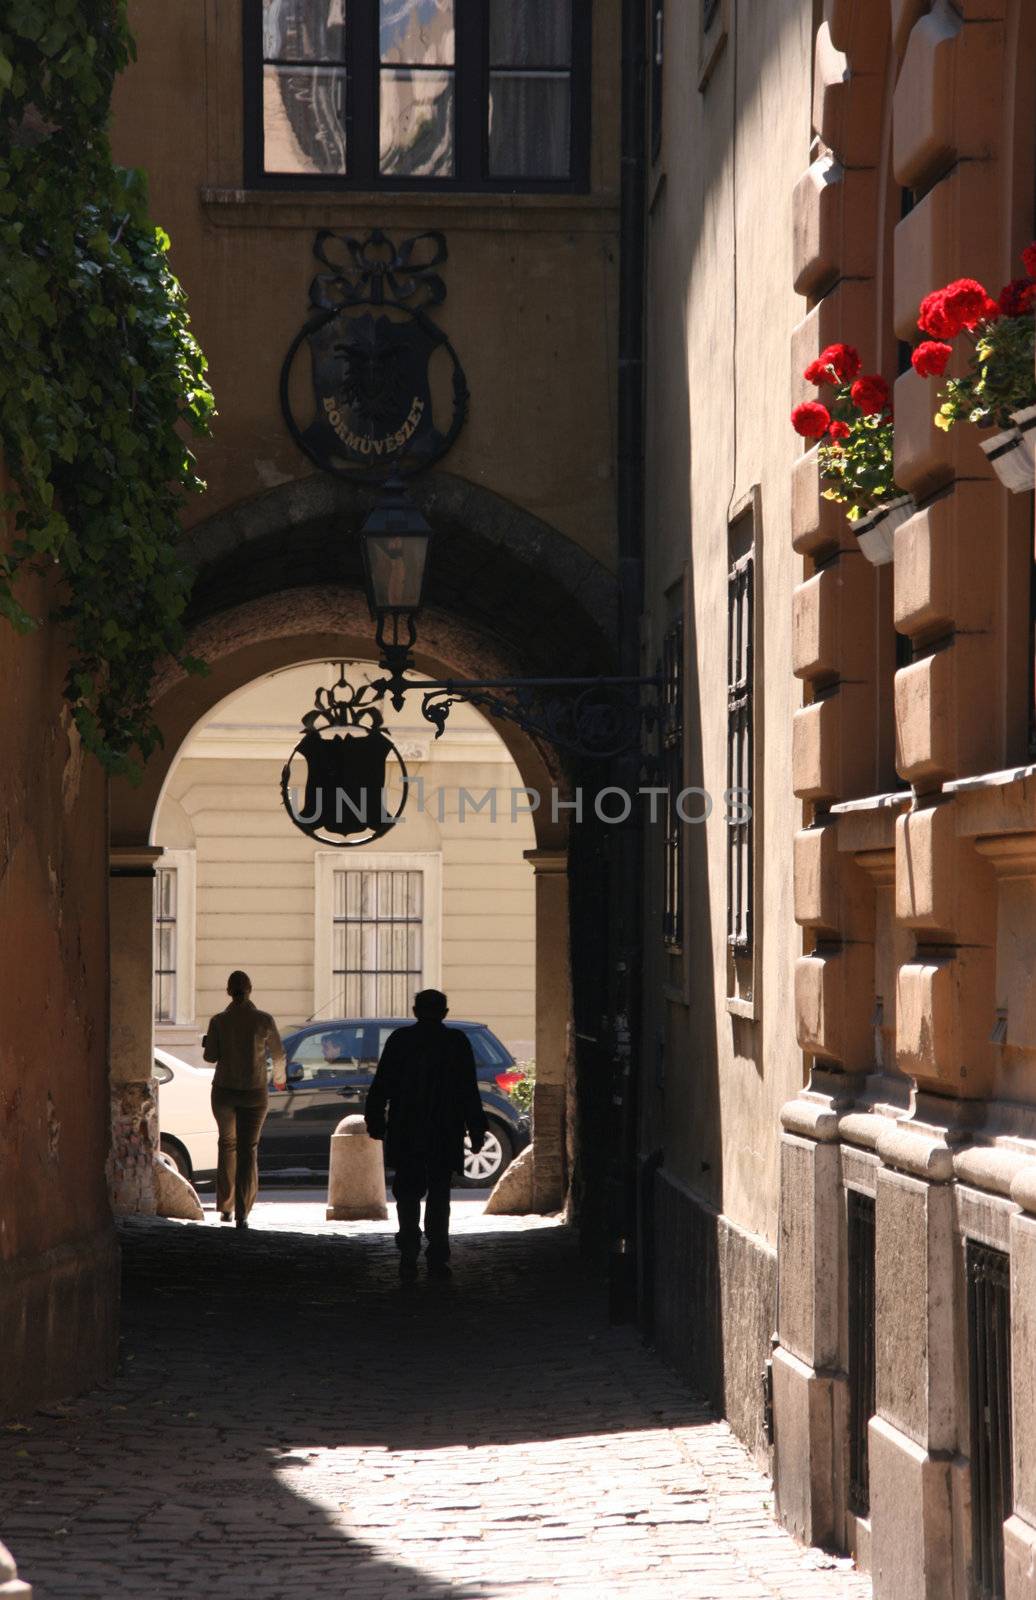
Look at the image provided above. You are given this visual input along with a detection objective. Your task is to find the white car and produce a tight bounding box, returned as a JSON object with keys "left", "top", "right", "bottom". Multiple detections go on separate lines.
{"left": 154, "top": 1047, "right": 217, "bottom": 1181}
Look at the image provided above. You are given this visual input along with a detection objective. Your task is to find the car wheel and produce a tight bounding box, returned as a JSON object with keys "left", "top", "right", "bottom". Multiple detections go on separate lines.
{"left": 160, "top": 1136, "right": 192, "bottom": 1181}
{"left": 459, "top": 1123, "right": 511, "bottom": 1188}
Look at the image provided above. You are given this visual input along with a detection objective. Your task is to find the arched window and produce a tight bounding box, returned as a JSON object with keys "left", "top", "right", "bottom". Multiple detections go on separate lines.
{"left": 244, "top": 0, "right": 592, "bottom": 191}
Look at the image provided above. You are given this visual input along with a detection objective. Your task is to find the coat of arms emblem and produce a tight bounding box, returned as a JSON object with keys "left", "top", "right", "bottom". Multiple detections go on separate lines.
{"left": 280, "top": 228, "right": 468, "bottom": 480}
{"left": 281, "top": 670, "right": 408, "bottom": 848}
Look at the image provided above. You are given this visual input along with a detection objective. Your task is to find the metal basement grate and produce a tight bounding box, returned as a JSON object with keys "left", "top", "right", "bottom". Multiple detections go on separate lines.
{"left": 847, "top": 1190, "right": 876, "bottom": 1517}
{"left": 967, "top": 1239, "right": 1013, "bottom": 1600}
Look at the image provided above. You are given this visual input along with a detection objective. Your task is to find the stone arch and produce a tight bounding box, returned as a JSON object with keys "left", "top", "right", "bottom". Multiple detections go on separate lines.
{"left": 176, "top": 468, "right": 617, "bottom": 686}
{"left": 109, "top": 475, "right": 619, "bottom": 1218}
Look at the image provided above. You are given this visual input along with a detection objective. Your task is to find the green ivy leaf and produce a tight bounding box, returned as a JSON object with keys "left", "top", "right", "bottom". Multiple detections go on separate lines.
{"left": 0, "top": 3, "right": 214, "bottom": 770}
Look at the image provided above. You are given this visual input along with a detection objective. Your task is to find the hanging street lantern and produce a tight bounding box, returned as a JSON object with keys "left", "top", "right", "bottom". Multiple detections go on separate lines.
{"left": 358, "top": 470, "right": 432, "bottom": 704}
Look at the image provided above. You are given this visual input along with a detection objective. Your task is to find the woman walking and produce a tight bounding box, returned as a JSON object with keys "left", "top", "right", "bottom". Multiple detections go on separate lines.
{"left": 203, "top": 971, "right": 286, "bottom": 1227}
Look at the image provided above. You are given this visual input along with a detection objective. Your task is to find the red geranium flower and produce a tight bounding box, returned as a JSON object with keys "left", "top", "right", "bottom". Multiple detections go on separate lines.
{"left": 850, "top": 375, "right": 890, "bottom": 415}
{"left": 791, "top": 402, "right": 832, "bottom": 438}
{"left": 1022, "top": 242, "right": 1036, "bottom": 279}
{"left": 820, "top": 343, "right": 861, "bottom": 383}
{"left": 828, "top": 420, "right": 850, "bottom": 441}
{"left": 998, "top": 278, "right": 1036, "bottom": 318}
{"left": 804, "top": 343, "right": 861, "bottom": 386}
{"left": 918, "top": 289, "right": 954, "bottom": 339}
{"left": 919, "top": 278, "right": 993, "bottom": 339}
{"left": 911, "top": 340, "right": 953, "bottom": 378}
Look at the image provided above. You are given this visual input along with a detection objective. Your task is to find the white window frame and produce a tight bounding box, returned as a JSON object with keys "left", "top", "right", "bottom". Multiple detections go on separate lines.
{"left": 153, "top": 848, "right": 197, "bottom": 1025}
{"left": 313, "top": 851, "right": 443, "bottom": 1019}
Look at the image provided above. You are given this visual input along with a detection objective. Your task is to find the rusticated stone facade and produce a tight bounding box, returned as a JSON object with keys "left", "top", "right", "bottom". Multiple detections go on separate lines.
{"left": 642, "top": 0, "right": 1036, "bottom": 1595}
{"left": 779, "top": 4, "right": 1036, "bottom": 1597}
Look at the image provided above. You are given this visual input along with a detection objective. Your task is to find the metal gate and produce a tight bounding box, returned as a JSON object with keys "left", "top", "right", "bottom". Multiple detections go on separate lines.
{"left": 847, "top": 1190, "right": 876, "bottom": 1517}
{"left": 967, "top": 1239, "right": 1013, "bottom": 1600}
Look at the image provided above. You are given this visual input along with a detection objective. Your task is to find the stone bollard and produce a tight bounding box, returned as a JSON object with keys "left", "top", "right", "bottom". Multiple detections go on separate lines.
{"left": 484, "top": 1142, "right": 535, "bottom": 1215}
{"left": 326, "top": 1115, "right": 389, "bottom": 1221}
{"left": 154, "top": 1153, "right": 204, "bottom": 1221}
{"left": 0, "top": 1537, "right": 32, "bottom": 1597}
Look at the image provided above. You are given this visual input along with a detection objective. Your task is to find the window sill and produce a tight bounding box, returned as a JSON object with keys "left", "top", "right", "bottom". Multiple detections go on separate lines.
{"left": 200, "top": 186, "right": 620, "bottom": 233}
{"left": 829, "top": 790, "right": 913, "bottom": 815}
{"left": 726, "top": 995, "right": 757, "bottom": 1022}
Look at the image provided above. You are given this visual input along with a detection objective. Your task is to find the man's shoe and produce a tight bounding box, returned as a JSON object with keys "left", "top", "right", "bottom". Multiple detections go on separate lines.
{"left": 235, "top": 1217, "right": 248, "bottom": 1229}
{"left": 220, "top": 1212, "right": 232, "bottom": 1223}
{"left": 427, "top": 1260, "right": 452, "bottom": 1280}
{"left": 399, "top": 1256, "right": 419, "bottom": 1281}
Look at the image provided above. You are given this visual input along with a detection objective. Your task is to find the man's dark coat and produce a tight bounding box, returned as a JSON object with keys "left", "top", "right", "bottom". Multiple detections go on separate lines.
{"left": 365, "top": 1020, "right": 489, "bottom": 1174}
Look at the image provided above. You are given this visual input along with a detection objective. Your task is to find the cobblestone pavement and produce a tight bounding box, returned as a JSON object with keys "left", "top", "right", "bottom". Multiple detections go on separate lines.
{"left": 1, "top": 1194, "right": 872, "bottom": 1600}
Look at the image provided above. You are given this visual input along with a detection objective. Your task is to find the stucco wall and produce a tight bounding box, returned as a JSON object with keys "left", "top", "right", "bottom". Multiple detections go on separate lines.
{"left": 109, "top": 0, "right": 622, "bottom": 567}
{"left": 0, "top": 531, "right": 118, "bottom": 1417}
{"left": 640, "top": 0, "right": 812, "bottom": 1246}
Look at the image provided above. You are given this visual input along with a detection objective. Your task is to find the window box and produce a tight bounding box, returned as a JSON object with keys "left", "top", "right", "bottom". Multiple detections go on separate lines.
{"left": 979, "top": 406, "right": 1036, "bottom": 494}
{"left": 853, "top": 495, "right": 914, "bottom": 566}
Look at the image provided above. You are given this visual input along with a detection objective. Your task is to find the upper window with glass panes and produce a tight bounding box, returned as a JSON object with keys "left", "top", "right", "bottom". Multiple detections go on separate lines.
{"left": 248, "top": 0, "right": 590, "bottom": 190}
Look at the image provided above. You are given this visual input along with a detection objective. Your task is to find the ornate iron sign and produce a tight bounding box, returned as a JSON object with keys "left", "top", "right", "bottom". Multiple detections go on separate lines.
{"left": 280, "top": 228, "right": 468, "bottom": 481}
{"left": 281, "top": 668, "right": 408, "bottom": 848}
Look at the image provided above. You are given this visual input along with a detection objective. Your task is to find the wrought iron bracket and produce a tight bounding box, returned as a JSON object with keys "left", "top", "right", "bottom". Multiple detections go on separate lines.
{"left": 367, "top": 651, "right": 662, "bottom": 761}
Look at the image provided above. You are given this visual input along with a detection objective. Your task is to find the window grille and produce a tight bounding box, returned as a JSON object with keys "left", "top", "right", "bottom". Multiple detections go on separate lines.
{"left": 650, "top": 2, "right": 663, "bottom": 160}
{"left": 662, "top": 618, "right": 683, "bottom": 949}
{"left": 727, "top": 555, "right": 753, "bottom": 952}
{"left": 333, "top": 868, "right": 424, "bottom": 1015}
{"left": 967, "top": 1239, "right": 1013, "bottom": 1600}
{"left": 247, "top": 0, "right": 590, "bottom": 191}
{"left": 153, "top": 868, "right": 177, "bottom": 1024}
{"left": 847, "top": 1190, "right": 876, "bottom": 1517}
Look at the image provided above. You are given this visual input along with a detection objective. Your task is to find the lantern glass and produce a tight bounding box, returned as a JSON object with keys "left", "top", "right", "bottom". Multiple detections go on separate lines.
{"left": 363, "top": 531, "right": 430, "bottom": 613}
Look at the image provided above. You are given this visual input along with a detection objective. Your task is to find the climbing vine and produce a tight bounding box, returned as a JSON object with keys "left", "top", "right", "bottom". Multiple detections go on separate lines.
{"left": 0, "top": 2, "right": 213, "bottom": 774}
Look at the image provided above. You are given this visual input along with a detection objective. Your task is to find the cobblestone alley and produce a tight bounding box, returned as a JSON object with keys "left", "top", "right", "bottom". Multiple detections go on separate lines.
{"left": 1, "top": 1201, "right": 872, "bottom": 1600}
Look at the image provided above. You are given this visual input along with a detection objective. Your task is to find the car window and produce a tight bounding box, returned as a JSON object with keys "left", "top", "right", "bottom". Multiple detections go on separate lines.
{"left": 286, "top": 1025, "right": 373, "bottom": 1085}
{"left": 370, "top": 1023, "right": 508, "bottom": 1067}
{"left": 466, "top": 1029, "right": 510, "bottom": 1068}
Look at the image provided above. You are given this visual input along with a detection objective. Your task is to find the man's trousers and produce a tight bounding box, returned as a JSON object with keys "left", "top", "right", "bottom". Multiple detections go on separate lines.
{"left": 391, "top": 1157, "right": 454, "bottom": 1265}
{"left": 211, "top": 1086, "right": 268, "bottom": 1220}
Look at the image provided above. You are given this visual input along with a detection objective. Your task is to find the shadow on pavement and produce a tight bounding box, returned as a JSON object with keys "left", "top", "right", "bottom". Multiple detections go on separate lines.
{"left": 0, "top": 1214, "right": 713, "bottom": 1600}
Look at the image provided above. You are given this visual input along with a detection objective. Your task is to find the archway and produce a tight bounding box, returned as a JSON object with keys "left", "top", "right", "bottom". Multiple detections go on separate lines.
{"left": 109, "top": 475, "right": 619, "bottom": 1222}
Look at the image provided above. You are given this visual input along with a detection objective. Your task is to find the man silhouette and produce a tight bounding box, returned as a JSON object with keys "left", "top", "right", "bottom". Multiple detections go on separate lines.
{"left": 203, "top": 970, "right": 286, "bottom": 1227}
{"left": 365, "top": 989, "right": 488, "bottom": 1279}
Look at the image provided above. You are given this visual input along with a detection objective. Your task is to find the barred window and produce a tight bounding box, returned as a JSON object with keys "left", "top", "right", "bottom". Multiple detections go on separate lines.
{"left": 727, "top": 556, "right": 753, "bottom": 953}
{"left": 650, "top": 2, "right": 663, "bottom": 160}
{"left": 153, "top": 868, "right": 177, "bottom": 1024}
{"left": 333, "top": 867, "right": 424, "bottom": 1014}
{"left": 662, "top": 618, "right": 684, "bottom": 949}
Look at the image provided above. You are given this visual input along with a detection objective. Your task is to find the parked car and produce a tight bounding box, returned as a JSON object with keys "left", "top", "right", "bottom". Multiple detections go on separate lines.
{"left": 264, "top": 1018, "right": 530, "bottom": 1187}
{"left": 153, "top": 1047, "right": 217, "bottom": 1181}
